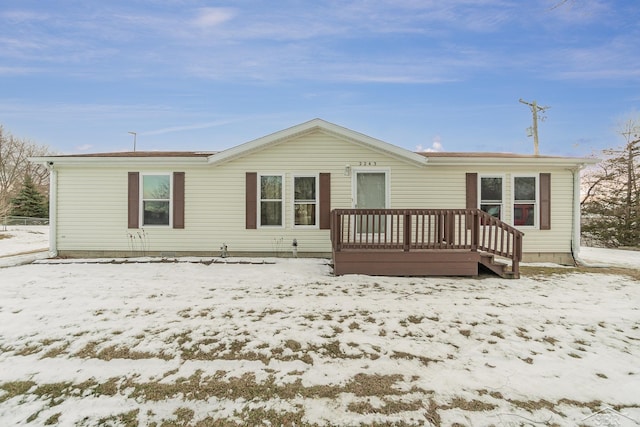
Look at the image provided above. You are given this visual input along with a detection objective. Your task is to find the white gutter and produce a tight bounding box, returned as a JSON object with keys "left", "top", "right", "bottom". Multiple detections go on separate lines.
{"left": 29, "top": 156, "right": 209, "bottom": 167}
{"left": 570, "top": 166, "right": 582, "bottom": 264}
{"left": 48, "top": 163, "right": 58, "bottom": 257}
{"left": 425, "top": 156, "right": 599, "bottom": 168}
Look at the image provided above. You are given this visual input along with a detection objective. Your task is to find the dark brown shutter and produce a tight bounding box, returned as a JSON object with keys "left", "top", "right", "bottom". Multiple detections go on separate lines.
{"left": 319, "top": 173, "right": 331, "bottom": 229}
{"left": 465, "top": 173, "right": 477, "bottom": 230}
{"left": 246, "top": 172, "right": 257, "bottom": 229}
{"left": 173, "top": 172, "right": 185, "bottom": 229}
{"left": 128, "top": 172, "right": 139, "bottom": 229}
{"left": 540, "top": 173, "right": 551, "bottom": 230}
{"left": 466, "top": 173, "right": 478, "bottom": 209}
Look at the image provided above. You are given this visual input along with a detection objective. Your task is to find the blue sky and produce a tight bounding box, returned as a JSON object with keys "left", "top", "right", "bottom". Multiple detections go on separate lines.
{"left": 1, "top": 0, "right": 638, "bottom": 156}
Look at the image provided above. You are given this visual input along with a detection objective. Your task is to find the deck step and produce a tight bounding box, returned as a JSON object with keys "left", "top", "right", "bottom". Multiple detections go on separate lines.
{"left": 479, "top": 253, "right": 518, "bottom": 279}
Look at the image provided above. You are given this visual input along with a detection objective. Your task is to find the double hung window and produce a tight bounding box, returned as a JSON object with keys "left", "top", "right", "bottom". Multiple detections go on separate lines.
{"left": 479, "top": 176, "right": 503, "bottom": 219}
{"left": 260, "top": 174, "right": 283, "bottom": 227}
{"left": 142, "top": 174, "right": 171, "bottom": 226}
{"left": 513, "top": 176, "right": 537, "bottom": 226}
{"left": 294, "top": 176, "right": 317, "bottom": 227}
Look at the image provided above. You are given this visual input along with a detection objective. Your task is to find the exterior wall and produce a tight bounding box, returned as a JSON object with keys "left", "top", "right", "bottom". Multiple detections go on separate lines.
{"left": 424, "top": 164, "right": 576, "bottom": 257}
{"left": 53, "top": 130, "right": 577, "bottom": 262}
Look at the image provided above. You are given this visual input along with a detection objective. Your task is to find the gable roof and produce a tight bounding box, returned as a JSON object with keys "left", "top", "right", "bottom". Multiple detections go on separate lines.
{"left": 206, "top": 118, "right": 429, "bottom": 167}
{"left": 30, "top": 119, "right": 598, "bottom": 168}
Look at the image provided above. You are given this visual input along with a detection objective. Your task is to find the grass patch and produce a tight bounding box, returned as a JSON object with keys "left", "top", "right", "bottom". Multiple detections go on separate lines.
{"left": 76, "top": 341, "right": 171, "bottom": 361}
{"left": 15, "top": 343, "right": 44, "bottom": 356}
{"left": 391, "top": 351, "right": 440, "bottom": 366}
{"left": 284, "top": 339, "right": 302, "bottom": 352}
{"left": 407, "top": 315, "right": 424, "bottom": 324}
{"left": 97, "top": 410, "right": 139, "bottom": 427}
{"left": 443, "top": 397, "right": 497, "bottom": 411}
{"left": 41, "top": 342, "right": 71, "bottom": 358}
{"left": 0, "top": 380, "right": 36, "bottom": 403}
{"left": 347, "top": 399, "right": 424, "bottom": 415}
{"left": 490, "top": 331, "right": 505, "bottom": 339}
{"left": 520, "top": 265, "right": 640, "bottom": 281}
{"left": 44, "top": 412, "right": 61, "bottom": 425}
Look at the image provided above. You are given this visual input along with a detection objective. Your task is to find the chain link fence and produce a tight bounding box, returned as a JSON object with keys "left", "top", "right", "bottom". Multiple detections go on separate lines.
{"left": 1, "top": 216, "right": 49, "bottom": 231}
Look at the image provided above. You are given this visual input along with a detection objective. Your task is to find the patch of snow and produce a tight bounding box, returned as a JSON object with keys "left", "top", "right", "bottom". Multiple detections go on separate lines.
{"left": 0, "top": 225, "right": 49, "bottom": 258}
{"left": 580, "top": 246, "right": 640, "bottom": 269}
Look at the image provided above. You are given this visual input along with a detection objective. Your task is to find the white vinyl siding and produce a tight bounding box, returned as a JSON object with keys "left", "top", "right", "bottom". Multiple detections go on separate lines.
{"left": 51, "top": 129, "right": 577, "bottom": 259}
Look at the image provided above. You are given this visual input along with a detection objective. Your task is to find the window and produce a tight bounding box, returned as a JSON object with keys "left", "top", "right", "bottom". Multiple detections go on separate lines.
{"left": 260, "top": 174, "right": 283, "bottom": 227}
{"left": 294, "top": 176, "right": 318, "bottom": 227}
{"left": 479, "top": 176, "right": 503, "bottom": 219}
{"left": 513, "top": 176, "right": 537, "bottom": 226}
{"left": 142, "top": 174, "right": 171, "bottom": 226}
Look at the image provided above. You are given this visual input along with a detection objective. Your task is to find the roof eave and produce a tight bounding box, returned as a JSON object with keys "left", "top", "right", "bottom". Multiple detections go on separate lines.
{"left": 424, "top": 156, "right": 599, "bottom": 167}
{"left": 29, "top": 156, "right": 210, "bottom": 167}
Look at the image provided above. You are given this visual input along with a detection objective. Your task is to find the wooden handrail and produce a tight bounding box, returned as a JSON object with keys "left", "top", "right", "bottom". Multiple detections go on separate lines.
{"left": 330, "top": 209, "right": 524, "bottom": 275}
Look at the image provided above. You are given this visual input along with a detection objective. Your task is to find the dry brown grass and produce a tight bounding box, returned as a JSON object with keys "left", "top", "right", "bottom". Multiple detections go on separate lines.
{"left": 520, "top": 265, "right": 640, "bottom": 281}
{"left": 3, "top": 372, "right": 636, "bottom": 426}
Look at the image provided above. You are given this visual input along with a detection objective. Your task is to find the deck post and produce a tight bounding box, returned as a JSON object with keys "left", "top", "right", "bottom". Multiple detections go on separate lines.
{"left": 471, "top": 210, "right": 480, "bottom": 251}
{"left": 512, "top": 232, "right": 522, "bottom": 277}
{"left": 444, "top": 210, "right": 454, "bottom": 245}
{"left": 403, "top": 213, "right": 411, "bottom": 252}
{"left": 331, "top": 210, "right": 341, "bottom": 252}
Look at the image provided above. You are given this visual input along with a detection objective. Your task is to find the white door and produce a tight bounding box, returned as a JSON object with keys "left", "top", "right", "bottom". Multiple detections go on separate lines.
{"left": 354, "top": 171, "right": 388, "bottom": 233}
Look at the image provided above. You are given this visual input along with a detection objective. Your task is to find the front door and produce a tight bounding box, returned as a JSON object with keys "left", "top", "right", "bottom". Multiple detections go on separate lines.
{"left": 354, "top": 171, "right": 388, "bottom": 233}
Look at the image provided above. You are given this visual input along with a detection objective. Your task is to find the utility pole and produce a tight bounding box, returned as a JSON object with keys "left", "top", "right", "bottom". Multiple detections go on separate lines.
{"left": 128, "top": 131, "right": 137, "bottom": 152}
{"left": 519, "top": 99, "right": 549, "bottom": 155}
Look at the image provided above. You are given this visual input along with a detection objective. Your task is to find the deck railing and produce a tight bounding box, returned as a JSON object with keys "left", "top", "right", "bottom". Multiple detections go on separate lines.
{"left": 330, "top": 209, "right": 524, "bottom": 275}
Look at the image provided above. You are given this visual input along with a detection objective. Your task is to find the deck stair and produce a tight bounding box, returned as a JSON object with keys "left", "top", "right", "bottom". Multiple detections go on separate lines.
{"left": 479, "top": 253, "right": 517, "bottom": 279}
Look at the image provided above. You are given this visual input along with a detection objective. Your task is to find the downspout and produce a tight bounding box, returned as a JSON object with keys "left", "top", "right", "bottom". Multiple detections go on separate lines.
{"left": 47, "top": 162, "right": 58, "bottom": 257}
{"left": 571, "top": 164, "right": 604, "bottom": 267}
{"left": 570, "top": 166, "right": 581, "bottom": 264}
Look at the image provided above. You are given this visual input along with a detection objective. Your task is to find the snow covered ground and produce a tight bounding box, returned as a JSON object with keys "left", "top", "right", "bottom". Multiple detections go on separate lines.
{"left": 0, "top": 225, "right": 48, "bottom": 258}
{"left": 0, "top": 227, "right": 639, "bottom": 426}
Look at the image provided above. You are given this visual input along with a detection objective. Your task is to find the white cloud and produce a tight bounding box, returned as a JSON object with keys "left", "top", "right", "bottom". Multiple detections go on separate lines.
{"left": 75, "top": 144, "right": 93, "bottom": 152}
{"left": 417, "top": 136, "right": 444, "bottom": 152}
{"left": 193, "top": 7, "right": 235, "bottom": 28}
{"left": 141, "top": 119, "right": 236, "bottom": 136}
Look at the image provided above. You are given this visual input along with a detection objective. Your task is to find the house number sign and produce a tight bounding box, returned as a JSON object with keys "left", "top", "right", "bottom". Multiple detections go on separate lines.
{"left": 358, "top": 161, "right": 377, "bottom": 166}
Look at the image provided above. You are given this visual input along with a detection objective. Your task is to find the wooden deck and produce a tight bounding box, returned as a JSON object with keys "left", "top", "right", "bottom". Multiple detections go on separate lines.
{"left": 330, "top": 209, "right": 524, "bottom": 278}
